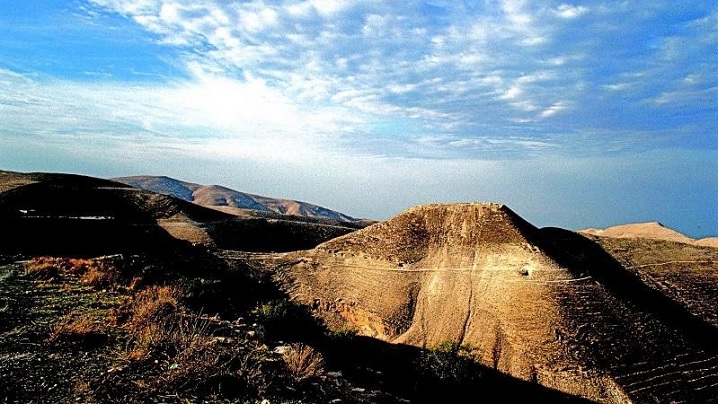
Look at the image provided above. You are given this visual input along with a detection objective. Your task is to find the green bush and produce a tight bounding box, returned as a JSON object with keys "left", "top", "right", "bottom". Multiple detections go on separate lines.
{"left": 415, "top": 340, "right": 482, "bottom": 385}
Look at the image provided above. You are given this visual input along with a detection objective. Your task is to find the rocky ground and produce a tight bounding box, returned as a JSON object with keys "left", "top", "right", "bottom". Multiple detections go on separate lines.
{"left": 0, "top": 248, "right": 593, "bottom": 403}
{"left": 0, "top": 254, "right": 414, "bottom": 403}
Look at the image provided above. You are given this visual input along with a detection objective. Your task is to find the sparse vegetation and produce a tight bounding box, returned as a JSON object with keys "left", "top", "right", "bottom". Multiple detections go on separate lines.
{"left": 23, "top": 256, "right": 124, "bottom": 289}
{"left": 3, "top": 253, "right": 391, "bottom": 402}
{"left": 281, "top": 342, "right": 326, "bottom": 382}
{"left": 329, "top": 325, "right": 359, "bottom": 340}
{"left": 49, "top": 310, "right": 106, "bottom": 345}
{"left": 415, "top": 340, "right": 482, "bottom": 385}
{"left": 254, "top": 298, "right": 321, "bottom": 341}
{"left": 115, "top": 285, "right": 183, "bottom": 360}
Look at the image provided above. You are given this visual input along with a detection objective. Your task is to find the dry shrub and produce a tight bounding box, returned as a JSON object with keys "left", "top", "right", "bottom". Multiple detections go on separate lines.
{"left": 128, "top": 276, "right": 143, "bottom": 291}
{"left": 73, "top": 379, "right": 93, "bottom": 398}
{"left": 117, "top": 285, "right": 185, "bottom": 360}
{"left": 25, "top": 257, "right": 63, "bottom": 280}
{"left": 50, "top": 311, "right": 105, "bottom": 344}
{"left": 154, "top": 335, "right": 279, "bottom": 398}
{"left": 24, "top": 257, "right": 117, "bottom": 288}
{"left": 281, "top": 343, "right": 325, "bottom": 382}
{"left": 64, "top": 258, "right": 94, "bottom": 275}
{"left": 121, "top": 285, "right": 181, "bottom": 327}
{"left": 99, "top": 284, "right": 282, "bottom": 399}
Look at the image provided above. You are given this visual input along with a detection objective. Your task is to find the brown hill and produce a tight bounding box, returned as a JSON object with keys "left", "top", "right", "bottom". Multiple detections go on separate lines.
{"left": 277, "top": 203, "right": 718, "bottom": 402}
{"left": 581, "top": 222, "right": 695, "bottom": 244}
{"left": 113, "top": 175, "right": 363, "bottom": 225}
{"left": 696, "top": 237, "right": 718, "bottom": 248}
{"left": 0, "top": 170, "right": 358, "bottom": 255}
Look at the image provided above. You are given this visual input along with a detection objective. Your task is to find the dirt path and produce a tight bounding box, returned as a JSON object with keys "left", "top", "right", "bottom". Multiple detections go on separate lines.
{"left": 631, "top": 260, "right": 714, "bottom": 268}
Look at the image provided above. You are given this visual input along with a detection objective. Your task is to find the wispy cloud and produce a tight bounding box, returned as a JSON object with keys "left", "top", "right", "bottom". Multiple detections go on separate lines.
{"left": 3, "top": 1, "right": 715, "bottom": 162}
{"left": 80, "top": 1, "right": 600, "bottom": 138}
{"left": 0, "top": 67, "right": 357, "bottom": 163}
{"left": 1, "top": 1, "right": 716, "bottom": 236}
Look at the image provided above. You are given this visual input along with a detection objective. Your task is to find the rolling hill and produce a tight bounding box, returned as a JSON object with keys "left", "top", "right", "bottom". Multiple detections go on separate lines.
{"left": 582, "top": 222, "right": 718, "bottom": 247}
{"left": 0, "top": 170, "right": 359, "bottom": 255}
{"left": 113, "top": 175, "right": 364, "bottom": 225}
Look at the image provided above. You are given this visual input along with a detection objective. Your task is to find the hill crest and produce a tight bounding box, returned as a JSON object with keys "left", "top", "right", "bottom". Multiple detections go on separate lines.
{"left": 581, "top": 221, "right": 702, "bottom": 245}
{"left": 317, "top": 202, "right": 543, "bottom": 265}
{"left": 279, "top": 202, "right": 718, "bottom": 401}
{"left": 113, "top": 175, "right": 360, "bottom": 224}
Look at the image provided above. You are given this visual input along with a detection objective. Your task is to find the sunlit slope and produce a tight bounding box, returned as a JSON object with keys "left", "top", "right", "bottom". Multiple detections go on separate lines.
{"left": 280, "top": 203, "right": 718, "bottom": 403}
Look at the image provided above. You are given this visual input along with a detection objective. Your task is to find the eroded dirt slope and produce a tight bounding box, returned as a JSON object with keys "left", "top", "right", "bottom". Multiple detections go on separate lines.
{"left": 277, "top": 203, "right": 718, "bottom": 403}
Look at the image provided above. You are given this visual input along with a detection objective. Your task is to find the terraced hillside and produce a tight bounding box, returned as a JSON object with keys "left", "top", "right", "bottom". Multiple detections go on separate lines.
{"left": 593, "top": 236, "right": 718, "bottom": 329}
{"left": 277, "top": 203, "right": 718, "bottom": 402}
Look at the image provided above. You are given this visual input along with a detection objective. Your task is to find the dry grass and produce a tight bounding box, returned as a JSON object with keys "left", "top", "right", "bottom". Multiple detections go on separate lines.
{"left": 49, "top": 311, "right": 105, "bottom": 342}
{"left": 281, "top": 343, "right": 325, "bottom": 382}
{"left": 79, "top": 261, "right": 118, "bottom": 289}
{"left": 24, "top": 257, "right": 120, "bottom": 289}
{"left": 125, "top": 285, "right": 181, "bottom": 327}
{"left": 73, "top": 379, "right": 93, "bottom": 398}
{"left": 109, "top": 285, "right": 278, "bottom": 396}
{"left": 115, "top": 285, "right": 184, "bottom": 360}
{"left": 24, "top": 257, "right": 62, "bottom": 280}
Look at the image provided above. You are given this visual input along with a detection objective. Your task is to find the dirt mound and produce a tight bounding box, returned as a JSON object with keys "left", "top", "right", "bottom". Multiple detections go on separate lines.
{"left": 279, "top": 203, "right": 718, "bottom": 402}
{"left": 696, "top": 237, "right": 718, "bottom": 248}
{"left": 581, "top": 222, "right": 694, "bottom": 244}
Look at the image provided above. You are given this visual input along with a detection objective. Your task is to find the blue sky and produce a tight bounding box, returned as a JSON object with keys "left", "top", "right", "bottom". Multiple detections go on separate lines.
{"left": 1, "top": 0, "right": 716, "bottom": 237}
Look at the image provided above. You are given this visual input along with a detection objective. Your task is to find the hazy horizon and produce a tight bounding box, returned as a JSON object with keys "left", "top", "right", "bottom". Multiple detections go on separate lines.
{"left": 1, "top": 1, "right": 716, "bottom": 238}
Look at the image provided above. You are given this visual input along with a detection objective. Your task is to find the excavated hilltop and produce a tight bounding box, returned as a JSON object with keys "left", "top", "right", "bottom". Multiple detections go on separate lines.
{"left": 278, "top": 203, "right": 718, "bottom": 403}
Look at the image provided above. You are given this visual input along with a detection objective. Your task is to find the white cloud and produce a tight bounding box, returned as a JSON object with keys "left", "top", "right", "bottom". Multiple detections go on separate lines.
{"left": 310, "top": 0, "right": 349, "bottom": 18}
{"left": 501, "top": 86, "right": 523, "bottom": 100}
{"left": 7, "top": 1, "right": 712, "bottom": 165}
{"left": 239, "top": 7, "right": 278, "bottom": 32}
{"left": 0, "top": 68, "right": 362, "bottom": 164}
{"left": 604, "top": 83, "right": 631, "bottom": 91}
{"left": 87, "top": 0, "right": 574, "bottom": 129}
{"left": 555, "top": 4, "right": 588, "bottom": 19}
{"left": 540, "top": 102, "right": 567, "bottom": 118}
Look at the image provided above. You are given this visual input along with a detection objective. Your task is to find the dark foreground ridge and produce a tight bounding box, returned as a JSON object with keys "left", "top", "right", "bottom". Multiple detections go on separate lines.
{"left": 0, "top": 170, "right": 356, "bottom": 256}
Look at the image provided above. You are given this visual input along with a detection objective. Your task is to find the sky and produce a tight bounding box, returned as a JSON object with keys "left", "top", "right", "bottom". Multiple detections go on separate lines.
{"left": 0, "top": 0, "right": 716, "bottom": 237}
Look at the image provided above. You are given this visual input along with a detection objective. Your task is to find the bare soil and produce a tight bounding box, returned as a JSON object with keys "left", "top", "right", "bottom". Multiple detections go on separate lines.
{"left": 278, "top": 203, "right": 718, "bottom": 403}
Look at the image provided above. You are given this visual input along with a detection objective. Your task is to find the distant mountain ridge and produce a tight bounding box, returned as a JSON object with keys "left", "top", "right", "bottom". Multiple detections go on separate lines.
{"left": 113, "top": 175, "right": 361, "bottom": 224}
